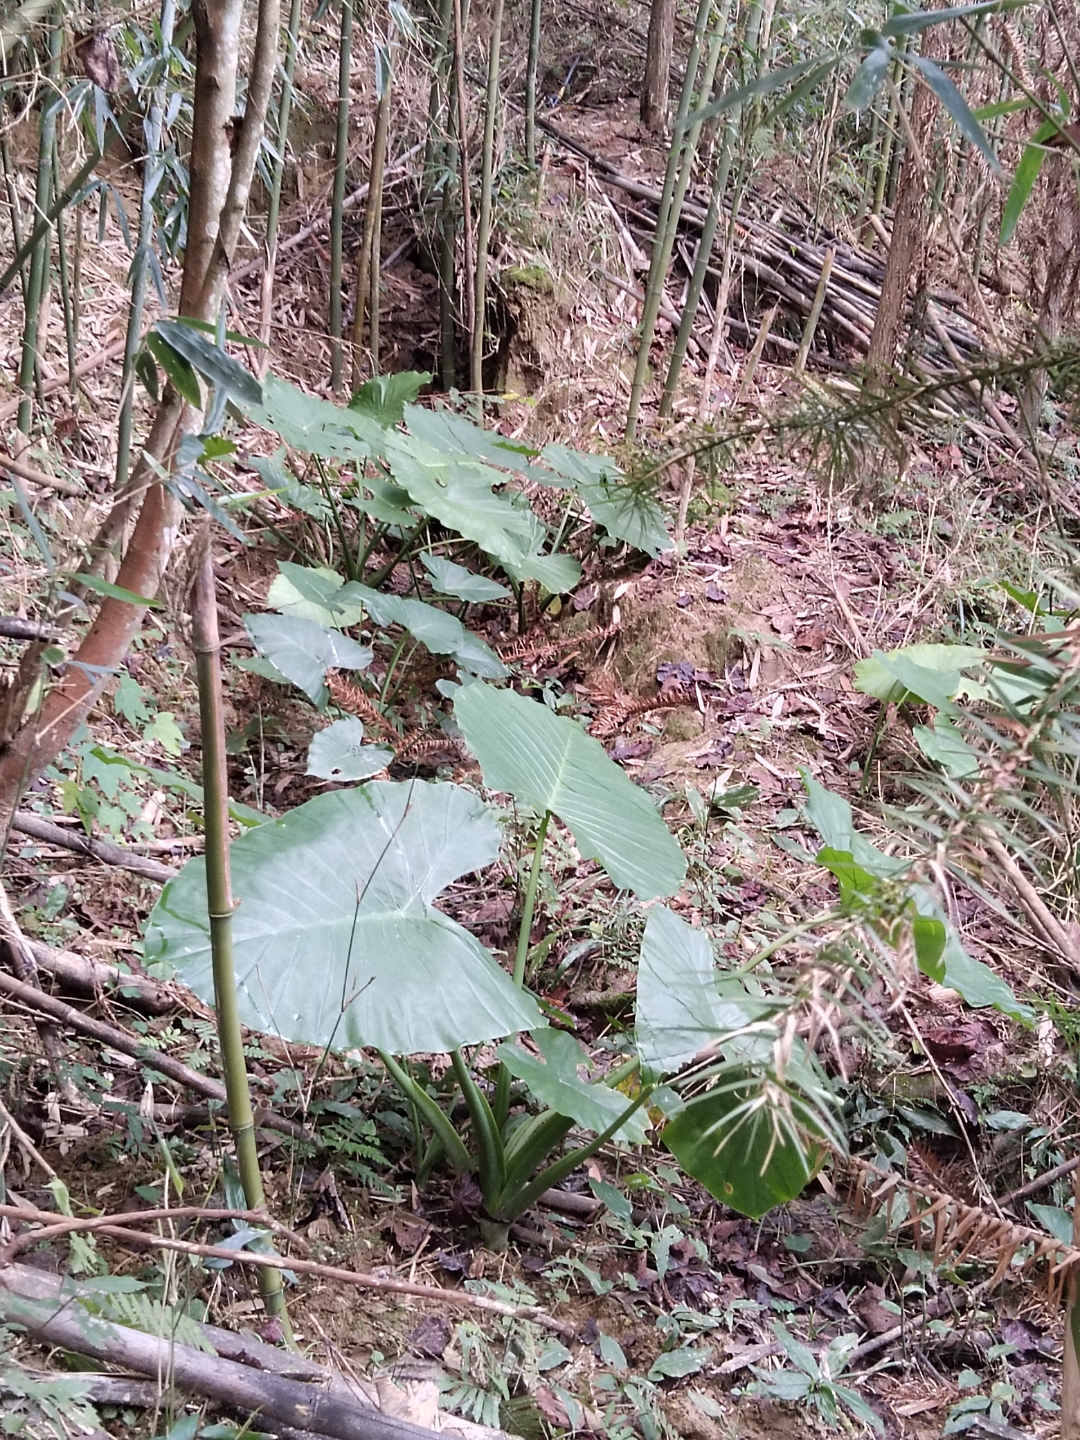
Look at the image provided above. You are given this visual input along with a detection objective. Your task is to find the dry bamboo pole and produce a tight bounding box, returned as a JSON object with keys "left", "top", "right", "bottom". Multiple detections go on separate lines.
{"left": 794, "top": 244, "right": 835, "bottom": 376}
{"left": 625, "top": 0, "right": 719, "bottom": 439}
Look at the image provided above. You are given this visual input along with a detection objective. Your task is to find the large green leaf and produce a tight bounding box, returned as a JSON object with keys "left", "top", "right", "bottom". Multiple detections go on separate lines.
{"left": 853, "top": 643, "right": 988, "bottom": 705}
{"left": 145, "top": 781, "right": 541, "bottom": 1053}
{"left": 350, "top": 370, "right": 430, "bottom": 425}
{"left": 497, "top": 1029, "right": 650, "bottom": 1143}
{"left": 636, "top": 907, "right": 752, "bottom": 1074}
{"left": 339, "top": 583, "right": 508, "bottom": 679}
{"left": 250, "top": 375, "right": 385, "bottom": 461}
{"left": 540, "top": 445, "right": 672, "bottom": 557}
{"left": 244, "top": 613, "right": 372, "bottom": 704}
{"left": 662, "top": 1069, "right": 824, "bottom": 1218}
{"left": 267, "top": 564, "right": 366, "bottom": 626}
{"left": 385, "top": 434, "right": 580, "bottom": 590}
{"left": 454, "top": 683, "right": 685, "bottom": 900}
{"left": 801, "top": 774, "right": 907, "bottom": 879}
{"left": 403, "top": 405, "right": 545, "bottom": 477}
{"left": 307, "top": 718, "right": 393, "bottom": 781}
{"left": 421, "top": 553, "right": 510, "bottom": 603}
{"left": 802, "top": 777, "right": 1031, "bottom": 1022}
{"left": 266, "top": 564, "right": 505, "bottom": 677}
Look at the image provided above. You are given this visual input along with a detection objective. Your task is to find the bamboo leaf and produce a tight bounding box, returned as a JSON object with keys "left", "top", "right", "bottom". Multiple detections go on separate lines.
{"left": 146, "top": 332, "right": 202, "bottom": 406}
{"left": 152, "top": 319, "right": 263, "bottom": 405}
{"left": 844, "top": 40, "right": 892, "bottom": 111}
{"left": 1000, "top": 119, "right": 1059, "bottom": 244}
{"left": 72, "top": 573, "right": 164, "bottom": 609}
{"left": 881, "top": 0, "right": 1027, "bottom": 37}
{"left": 906, "top": 53, "right": 1001, "bottom": 173}
{"left": 679, "top": 56, "right": 842, "bottom": 132}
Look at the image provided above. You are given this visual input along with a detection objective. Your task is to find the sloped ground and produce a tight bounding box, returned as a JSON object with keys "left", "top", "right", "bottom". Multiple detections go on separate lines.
{"left": 1, "top": 9, "right": 1078, "bottom": 1439}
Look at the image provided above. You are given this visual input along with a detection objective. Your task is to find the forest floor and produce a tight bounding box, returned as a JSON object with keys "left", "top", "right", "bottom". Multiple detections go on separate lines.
{"left": 2, "top": 10, "right": 1078, "bottom": 1440}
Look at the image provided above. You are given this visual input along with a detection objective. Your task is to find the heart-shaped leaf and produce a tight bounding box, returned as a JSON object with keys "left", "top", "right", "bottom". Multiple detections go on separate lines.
{"left": 636, "top": 906, "right": 753, "bottom": 1075}
{"left": 307, "top": 718, "right": 393, "bottom": 781}
{"left": 145, "top": 781, "right": 541, "bottom": 1053}
{"left": 454, "top": 682, "right": 685, "bottom": 899}
{"left": 244, "top": 613, "right": 372, "bottom": 704}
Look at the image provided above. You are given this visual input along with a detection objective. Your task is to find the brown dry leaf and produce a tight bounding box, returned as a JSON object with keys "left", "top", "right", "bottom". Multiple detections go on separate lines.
{"left": 390, "top": 1213, "right": 431, "bottom": 1253}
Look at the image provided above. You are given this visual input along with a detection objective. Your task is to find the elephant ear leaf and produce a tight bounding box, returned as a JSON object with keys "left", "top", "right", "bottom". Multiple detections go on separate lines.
{"left": 145, "top": 780, "right": 540, "bottom": 1054}
{"left": 454, "top": 682, "right": 686, "bottom": 900}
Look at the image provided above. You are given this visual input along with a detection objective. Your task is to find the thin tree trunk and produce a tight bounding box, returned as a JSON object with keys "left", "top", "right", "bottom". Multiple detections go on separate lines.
{"left": 866, "top": 23, "right": 943, "bottom": 375}
{"left": 641, "top": 0, "right": 675, "bottom": 131}
{"left": 0, "top": 0, "right": 280, "bottom": 835}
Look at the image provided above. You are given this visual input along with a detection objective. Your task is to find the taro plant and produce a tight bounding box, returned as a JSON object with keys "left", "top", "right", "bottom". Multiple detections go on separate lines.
{"left": 145, "top": 678, "right": 850, "bottom": 1236}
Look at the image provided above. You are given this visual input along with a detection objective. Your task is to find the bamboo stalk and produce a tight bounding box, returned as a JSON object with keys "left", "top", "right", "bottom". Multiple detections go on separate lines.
{"left": 116, "top": 0, "right": 177, "bottom": 491}
{"left": 470, "top": 0, "right": 506, "bottom": 404}
{"left": 524, "top": 0, "right": 542, "bottom": 167}
{"left": 190, "top": 535, "right": 292, "bottom": 1337}
{"left": 329, "top": 0, "right": 354, "bottom": 391}
{"left": 17, "top": 21, "right": 62, "bottom": 436}
{"left": 352, "top": 8, "right": 393, "bottom": 389}
{"left": 624, "top": 0, "right": 715, "bottom": 440}
{"left": 259, "top": 0, "right": 304, "bottom": 366}
{"left": 794, "top": 244, "right": 835, "bottom": 376}
{"left": 452, "top": 0, "right": 476, "bottom": 377}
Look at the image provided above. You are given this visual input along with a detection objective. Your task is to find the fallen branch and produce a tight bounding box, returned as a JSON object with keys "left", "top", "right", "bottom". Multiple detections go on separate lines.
{"left": 11, "top": 811, "right": 178, "bottom": 883}
{"left": 0, "top": 1202, "right": 310, "bottom": 1266}
{"left": 25, "top": 936, "right": 177, "bottom": 1015}
{"left": 0, "top": 968, "right": 304, "bottom": 1140}
{"left": 66, "top": 1222, "right": 577, "bottom": 1338}
{"left": 0, "top": 1261, "right": 510, "bottom": 1440}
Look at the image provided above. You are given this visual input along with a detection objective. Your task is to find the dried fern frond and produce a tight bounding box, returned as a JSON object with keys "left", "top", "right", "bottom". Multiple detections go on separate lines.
{"left": 498, "top": 622, "right": 619, "bottom": 668}
{"left": 848, "top": 1157, "right": 1080, "bottom": 1302}
{"left": 589, "top": 685, "right": 695, "bottom": 739}
{"left": 395, "top": 731, "right": 468, "bottom": 766}
{"left": 325, "top": 670, "right": 392, "bottom": 738}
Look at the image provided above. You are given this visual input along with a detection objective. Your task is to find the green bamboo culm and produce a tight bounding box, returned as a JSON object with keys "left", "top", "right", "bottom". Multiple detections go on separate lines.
{"left": 658, "top": 0, "right": 749, "bottom": 418}
{"left": 470, "top": 0, "right": 506, "bottom": 407}
{"left": 524, "top": 0, "right": 542, "bottom": 167}
{"left": 329, "top": 0, "right": 354, "bottom": 391}
{"left": 116, "top": 0, "right": 177, "bottom": 491}
{"left": 351, "top": 5, "right": 394, "bottom": 389}
{"left": 190, "top": 534, "right": 293, "bottom": 1341}
{"left": 265, "top": 0, "right": 304, "bottom": 277}
{"left": 52, "top": 137, "right": 77, "bottom": 398}
{"left": 624, "top": 0, "right": 717, "bottom": 441}
{"left": 427, "top": 0, "right": 457, "bottom": 386}
{"left": 17, "top": 19, "right": 62, "bottom": 436}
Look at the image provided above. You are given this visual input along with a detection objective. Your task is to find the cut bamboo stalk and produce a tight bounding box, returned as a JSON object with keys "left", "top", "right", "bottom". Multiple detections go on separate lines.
{"left": 795, "top": 245, "right": 835, "bottom": 376}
